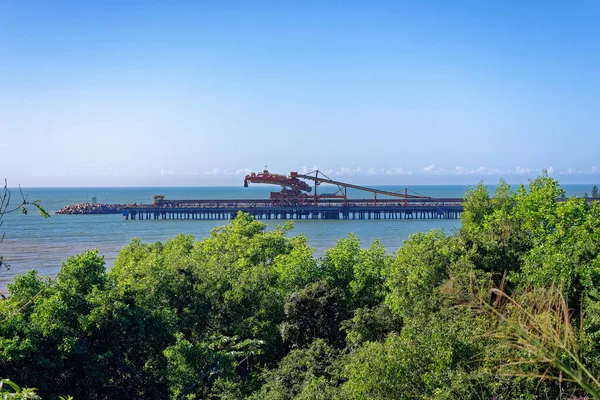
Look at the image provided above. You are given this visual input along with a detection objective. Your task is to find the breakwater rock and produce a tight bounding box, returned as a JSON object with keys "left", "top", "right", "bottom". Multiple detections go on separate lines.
{"left": 56, "top": 203, "right": 126, "bottom": 215}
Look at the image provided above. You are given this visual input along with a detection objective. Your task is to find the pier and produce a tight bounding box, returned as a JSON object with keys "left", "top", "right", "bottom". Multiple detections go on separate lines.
{"left": 123, "top": 198, "right": 464, "bottom": 221}
{"left": 124, "top": 169, "right": 467, "bottom": 221}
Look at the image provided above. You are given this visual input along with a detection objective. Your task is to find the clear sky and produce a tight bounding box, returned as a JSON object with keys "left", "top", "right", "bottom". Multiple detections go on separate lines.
{"left": 1, "top": 1, "right": 599, "bottom": 187}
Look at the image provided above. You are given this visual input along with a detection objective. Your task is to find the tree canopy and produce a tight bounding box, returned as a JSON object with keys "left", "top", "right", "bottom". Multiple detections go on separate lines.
{"left": 3, "top": 174, "right": 600, "bottom": 399}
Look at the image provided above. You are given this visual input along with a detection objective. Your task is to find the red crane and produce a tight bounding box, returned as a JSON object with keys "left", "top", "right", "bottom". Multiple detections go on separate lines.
{"left": 244, "top": 170, "right": 312, "bottom": 192}
{"left": 244, "top": 170, "right": 312, "bottom": 205}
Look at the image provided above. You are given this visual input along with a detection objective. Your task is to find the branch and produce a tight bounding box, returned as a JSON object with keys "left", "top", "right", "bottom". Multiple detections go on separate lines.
{"left": 0, "top": 181, "right": 49, "bottom": 218}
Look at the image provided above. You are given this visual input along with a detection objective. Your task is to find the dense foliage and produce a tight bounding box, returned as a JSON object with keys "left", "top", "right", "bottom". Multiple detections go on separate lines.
{"left": 2, "top": 173, "right": 600, "bottom": 398}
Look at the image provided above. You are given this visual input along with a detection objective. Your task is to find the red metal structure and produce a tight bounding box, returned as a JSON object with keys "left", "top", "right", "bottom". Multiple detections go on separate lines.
{"left": 244, "top": 170, "right": 430, "bottom": 206}
{"left": 244, "top": 170, "right": 312, "bottom": 205}
{"left": 244, "top": 170, "right": 311, "bottom": 192}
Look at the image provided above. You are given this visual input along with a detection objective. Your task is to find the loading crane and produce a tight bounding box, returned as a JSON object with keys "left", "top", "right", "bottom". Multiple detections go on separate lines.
{"left": 294, "top": 170, "right": 430, "bottom": 206}
{"left": 244, "top": 169, "right": 430, "bottom": 206}
{"left": 244, "top": 170, "right": 312, "bottom": 205}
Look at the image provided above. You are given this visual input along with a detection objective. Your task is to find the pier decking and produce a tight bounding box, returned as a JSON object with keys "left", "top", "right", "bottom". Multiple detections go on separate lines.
{"left": 123, "top": 198, "right": 465, "bottom": 221}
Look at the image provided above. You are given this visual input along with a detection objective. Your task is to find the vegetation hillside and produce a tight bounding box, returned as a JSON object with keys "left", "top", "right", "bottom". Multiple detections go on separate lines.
{"left": 2, "top": 173, "right": 600, "bottom": 399}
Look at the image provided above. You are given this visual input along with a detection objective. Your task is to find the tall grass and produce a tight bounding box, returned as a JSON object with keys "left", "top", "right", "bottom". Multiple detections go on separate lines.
{"left": 477, "top": 284, "right": 600, "bottom": 398}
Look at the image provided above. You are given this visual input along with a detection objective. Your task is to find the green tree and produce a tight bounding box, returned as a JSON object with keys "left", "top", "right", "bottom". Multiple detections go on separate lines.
{"left": 385, "top": 230, "right": 453, "bottom": 318}
{"left": 319, "top": 235, "right": 391, "bottom": 309}
{"left": 515, "top": 197, "right": 600, "bottom": 305}
{"left": 0, "top": 379, "right": 41, "bottom": 399}
{"left": 459, "top": 180, "right": 529, "bottom": 278}
{"left": 256, "top": 339, "right": 341, "bottom": 400}
{"left": 111, "top": 213, "right": 326, "bottom": 395}
{"left": 319, "top": 234, "right": 362, "bottom": 293}
{"left": 341, "top": 303, "right": 403, "bottom": 349}
{"left": 340, "top": 311, "right": 484, "bottom": 400}
{"left": 165, "top": 333, "right": 264, "bottom": 399}
{"left": 280, "top": 281, "right": 349, "bottom": 348}
{"left": 0, "top": 251, "right": 175, "bottom": 399}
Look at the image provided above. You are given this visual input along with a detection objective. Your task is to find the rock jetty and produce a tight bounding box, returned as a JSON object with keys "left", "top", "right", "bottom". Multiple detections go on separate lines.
{"left": 56, "top": 203, "right": 126, "bottom": 215}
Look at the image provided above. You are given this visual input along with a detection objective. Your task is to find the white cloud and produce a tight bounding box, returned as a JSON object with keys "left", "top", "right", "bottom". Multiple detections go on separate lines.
{"left": 452, "top": 166, "right": 489, "bottom": 175}
{"left": 335, "top": 167, "right": 362, "bottom": 176}
{"left": 56, "top": 171, "right": 75, "bottom": 177}
{"left": 385, "top": 168, "right": 411, "bottom": 176}
{"left": 559, "top": 167, "right": 584, "bottom": 175}
{"left": 473, "top": 166, "right": 486, "bottom": 175}
{"left": 298, "top": 165, "right": 319, "bottom": 174}
{"left": 421, "top": 164, "right": 446, "bottom": 174}
{"left": 235, "top": 168, "right": 252, "bottom": 176}
{"left": 203, "top": 168, "right": 220, "bottom": 176}
{"left": 149, "top": 164, "right": 600, "bottom": 182}
{"left": 100, "top": 171, "right": 120, "bottom": 177}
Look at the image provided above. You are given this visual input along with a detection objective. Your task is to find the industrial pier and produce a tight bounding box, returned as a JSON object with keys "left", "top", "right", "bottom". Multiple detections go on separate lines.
{"left": 124, "top": 170, "right": 464, "bottom": 221}
{"left": 124, "top": 200, "right": 463, "bottom": 221}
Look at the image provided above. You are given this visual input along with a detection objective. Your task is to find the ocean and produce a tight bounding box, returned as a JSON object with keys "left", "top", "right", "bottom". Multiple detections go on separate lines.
{"left": 0, "top": 184, "right": 593, "bottom": 291}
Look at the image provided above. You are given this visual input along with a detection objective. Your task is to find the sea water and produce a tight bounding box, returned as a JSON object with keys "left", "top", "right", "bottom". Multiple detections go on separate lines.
{"left": 0, "top": 184, "right": 593, "bottom": 290}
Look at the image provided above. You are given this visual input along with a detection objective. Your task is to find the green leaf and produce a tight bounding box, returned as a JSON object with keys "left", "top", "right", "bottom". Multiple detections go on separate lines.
{"left": 31, "top": 200, "right": 50, "bottom": 218}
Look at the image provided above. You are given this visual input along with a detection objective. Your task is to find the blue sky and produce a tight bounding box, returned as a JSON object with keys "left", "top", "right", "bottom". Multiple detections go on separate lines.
{"left": 1, "top": 1, "right": 599, "bottom": 186}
